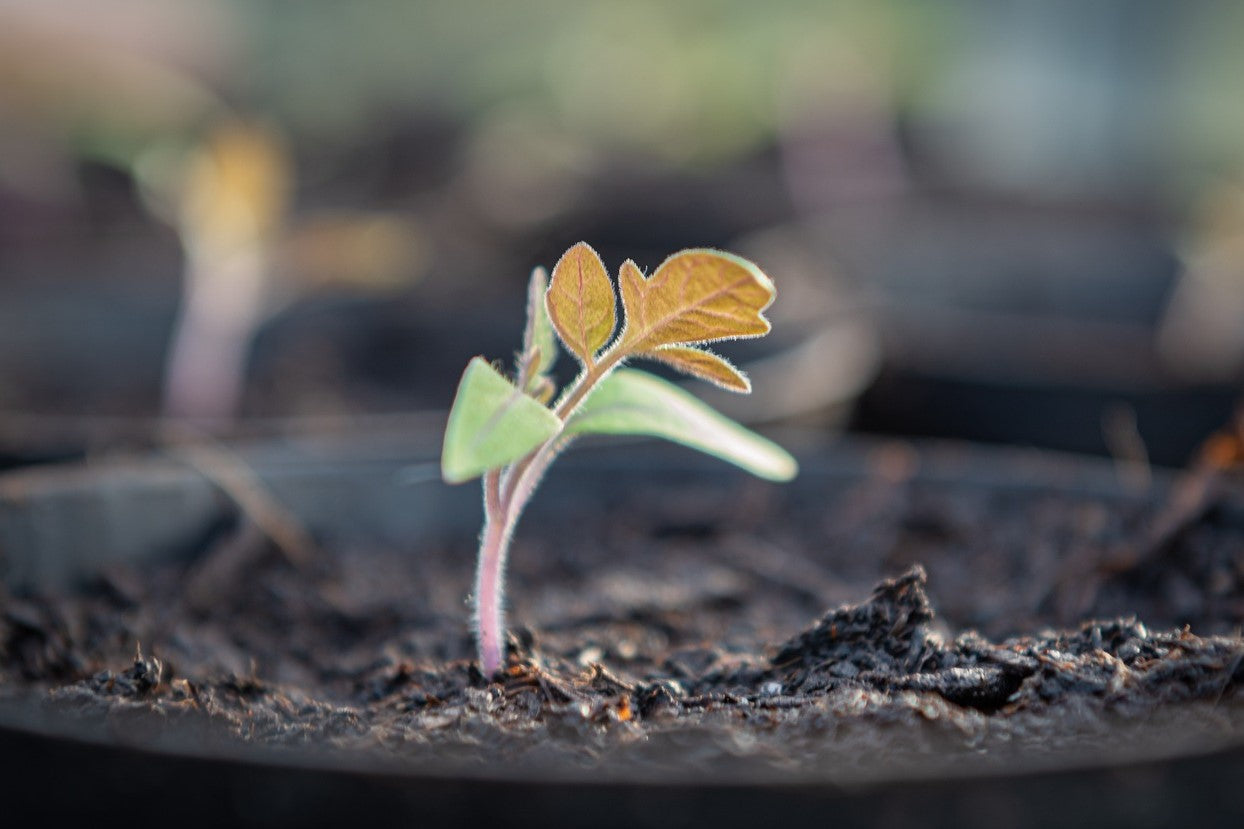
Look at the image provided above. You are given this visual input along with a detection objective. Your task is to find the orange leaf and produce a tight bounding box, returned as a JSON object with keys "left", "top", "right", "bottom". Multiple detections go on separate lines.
{"left": 618, "top": 250, "right": 773, "bottom": 354}
{"left": 641, "top": 345, "right": 751, "bottom": 392}
{"left": 546, "top": 242, "right": 617, "bottom": 366}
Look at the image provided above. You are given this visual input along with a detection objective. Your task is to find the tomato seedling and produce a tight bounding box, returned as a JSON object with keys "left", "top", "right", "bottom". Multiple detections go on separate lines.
{"left": 442, "top": 242, "right": 797, "bottom": 676}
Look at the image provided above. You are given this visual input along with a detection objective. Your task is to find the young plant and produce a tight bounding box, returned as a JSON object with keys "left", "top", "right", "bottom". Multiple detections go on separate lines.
{"left": 441, "top": 242, "right": 798, "bottom": 676}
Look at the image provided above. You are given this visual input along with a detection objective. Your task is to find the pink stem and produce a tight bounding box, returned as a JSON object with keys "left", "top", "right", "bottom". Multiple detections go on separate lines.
{"left": 475, "top": 470, "right": 509, "bottom": 676}
{"left": 474, "top": 510, "right": 509, "bottom": 677}
{"left": 473, "top": 348, "right": 624, "bottom": 677}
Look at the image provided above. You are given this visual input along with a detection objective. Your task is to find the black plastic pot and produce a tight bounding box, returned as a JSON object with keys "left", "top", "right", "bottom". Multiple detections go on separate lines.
{"left": 1, "top": 435, "right": 1242, "bottom": 828}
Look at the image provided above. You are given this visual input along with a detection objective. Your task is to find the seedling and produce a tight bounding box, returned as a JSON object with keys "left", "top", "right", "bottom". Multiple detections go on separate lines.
{"left": 442, "top": 242, "right": 798, "bottom": 676}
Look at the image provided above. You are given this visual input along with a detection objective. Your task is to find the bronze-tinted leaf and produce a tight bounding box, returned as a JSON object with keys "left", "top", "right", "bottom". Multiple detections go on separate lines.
{"left": 618, "top": 250, "right": 773, "bottom": 354}
{"left": 641, "top": 345, "right": 750, "bottom": 392}
{"left": 546, "top": 242, "right": 617, "bottom": 366}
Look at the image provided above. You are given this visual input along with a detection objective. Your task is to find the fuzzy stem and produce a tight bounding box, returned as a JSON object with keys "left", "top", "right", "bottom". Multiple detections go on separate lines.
{"left": 473, "top": 345, "right": 627, "bottom": 677}
{"left": 474, "top": 510, "right": 510, "bottom": 676}
{"left": 552, "top": 345, "right": 625, "bottom": 420}
{"left": 499, "top": 346, "right": 625, "bottom": 507}
{"left": 475, "top": 469, "right": 509, "bottom": 676}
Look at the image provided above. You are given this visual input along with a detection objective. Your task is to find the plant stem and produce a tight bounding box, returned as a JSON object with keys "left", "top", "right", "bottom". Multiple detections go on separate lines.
{"left": 472, "top": 346, "right": 625, "bottom": 676}
{"left": 499, "top": 347, "right": 623, "bottom": 507}
{"left": 474, "top": 513, "right": 510, "bottom": 676}
{"left": 475, "top": 469, "right": 509, "bottom": 676}
{"left": 553, "top": 346, "right": 624, "bottom": 420}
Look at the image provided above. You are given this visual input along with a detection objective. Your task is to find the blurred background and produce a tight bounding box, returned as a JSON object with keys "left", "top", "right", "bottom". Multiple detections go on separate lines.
{"left": 1, "top": 0, "right": 1242, "bottom": 468}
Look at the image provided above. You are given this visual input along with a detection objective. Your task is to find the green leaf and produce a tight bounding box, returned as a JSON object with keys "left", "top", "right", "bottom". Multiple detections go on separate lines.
{"left": 520, "top": 265, "right": 557, "bottom": 384}
{"left": 442, "top": 357, "right": 562, "bottom": 484}
{"left": 565, "top": 368, "right": 797, "bottom": 482}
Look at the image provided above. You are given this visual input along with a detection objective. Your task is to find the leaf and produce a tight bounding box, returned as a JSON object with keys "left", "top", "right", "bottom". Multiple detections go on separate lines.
{"left": 640, "top": 345, "right": 750, "bottom": 392}
{"left": 441, "top": 357, "right": 561, "bottom": 484}
{"left": 617, "top": 250, "right": 774, "bottom": 354}
{"left": 520, "top": 265, "right": 557, "bottom": 385}
{"left": 565, "top": 368, "right": 797, "bottom": 482}
{"left": 546, "top": 242, "right": 617, "bottom": 366}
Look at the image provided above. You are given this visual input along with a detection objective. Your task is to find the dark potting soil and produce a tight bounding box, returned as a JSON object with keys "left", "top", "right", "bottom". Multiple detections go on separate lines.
{"left": 2, "top": 443, "right": 1243, "bottom": 783}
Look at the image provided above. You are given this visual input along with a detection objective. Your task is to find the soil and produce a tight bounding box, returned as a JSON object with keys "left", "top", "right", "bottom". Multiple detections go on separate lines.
{"left": 1, "top": 442, "right": 1243, "bottom": 785}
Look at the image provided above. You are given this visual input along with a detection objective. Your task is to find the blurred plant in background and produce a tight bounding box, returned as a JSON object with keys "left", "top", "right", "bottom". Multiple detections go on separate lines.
{"left": 141, "top": 121, "right": 424, "bottom": 421}
{"left": 0, "top": 0, "right": 1242, "bottom": 460}
{"left": 1, "top": 1, "right": 426, "bottom": 424}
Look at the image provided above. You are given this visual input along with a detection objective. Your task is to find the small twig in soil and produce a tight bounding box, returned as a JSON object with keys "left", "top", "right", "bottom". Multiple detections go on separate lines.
{"left": 160, "top": 422, "right": 320, "bottom": 570}
{"left": 1048, "top": 405, "right": 1244, "bottom": 620}
{"left": 181, "top": 520, "right": 272, "bottom": 612}
{"left": 711, "top": 535, "right": 849, "bottom": 610}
